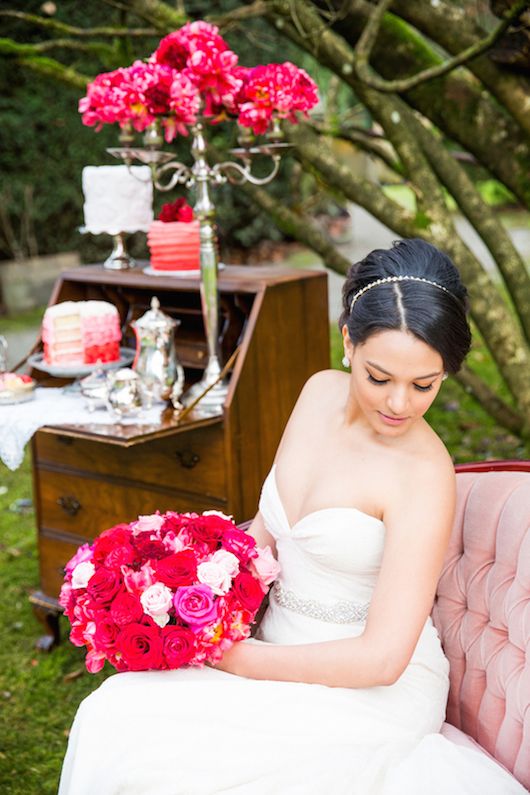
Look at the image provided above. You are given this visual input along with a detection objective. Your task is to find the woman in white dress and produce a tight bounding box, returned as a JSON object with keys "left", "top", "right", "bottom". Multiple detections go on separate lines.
{"left": 59, "top": 238, "right": 526, "bottom": 794}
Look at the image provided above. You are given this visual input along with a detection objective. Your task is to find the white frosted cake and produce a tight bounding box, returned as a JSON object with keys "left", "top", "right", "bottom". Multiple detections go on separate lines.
{"left": 82, "top": 165, "right": 154, "bottom": 235}
{"left": 42, "top": 301, "right": 122, "bottom": 366}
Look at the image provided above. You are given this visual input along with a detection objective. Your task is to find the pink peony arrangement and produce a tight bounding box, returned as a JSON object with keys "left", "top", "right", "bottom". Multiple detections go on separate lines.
{"left": 60, "top": 510, "right": 280, "bottom": 673}
{"left": 79, "top": 20, "right": 319, "bottom": 141}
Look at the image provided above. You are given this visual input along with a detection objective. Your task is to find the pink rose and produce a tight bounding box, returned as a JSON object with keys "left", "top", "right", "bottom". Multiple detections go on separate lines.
{"left": 249, "top": 545, "right": 281, "bottom": 586}
{"left": 140, "top": 582, "right": 173, "bottom": 618}
{"left": 197, "top": 560, "right": 231, "bottom": 595}
{"left": 115, "top": 622, "right": 164, "bottom": 671}
{"left": 71, "top": 561, "right": 95, "bottom": 589}
{"left": 161, "top": 530, "right": 186, "bottom": 554}
{"left": 122, "top": 561, "right": 156, "bottom": 595}
{"left": 86, "top": 648, "right": 106, "bottom": 673}
{"left": 173, "top": 584, "right": 218, "bottom": 628}
{"left": 162, "top": 625, "right": 196, "bottom": 668}
{"left": 131, "top": 514, "right": 165, "bottom": 536}
{"left": 211, "top": 549, "right": 239, "bottom": 577}
{"left": 65, "top": 543, "right": 93, "bottom": 578}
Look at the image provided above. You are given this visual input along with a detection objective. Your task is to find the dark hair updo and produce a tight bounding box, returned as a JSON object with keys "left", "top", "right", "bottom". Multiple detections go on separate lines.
{"left": 339, "top": 238, "right": 472, "bottom": 373}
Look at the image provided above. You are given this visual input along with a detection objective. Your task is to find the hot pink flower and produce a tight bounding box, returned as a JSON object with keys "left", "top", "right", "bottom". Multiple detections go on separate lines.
{"left": 237, "top": 61, "right": 319, "bottom": 134}
{"left": 122, "top": 561, "right": 156, "bottom": 595}
{"left": 222, "top": 527, "right": 257, "bottom": 564}
{"left": 110, "top": 590, "right": 144, "bottom": 626}
{"left": 173, "top": 584, "right": 218, "bottom": 628}
{"left": 162, "top": 625, "right": 196, "bottom": 668}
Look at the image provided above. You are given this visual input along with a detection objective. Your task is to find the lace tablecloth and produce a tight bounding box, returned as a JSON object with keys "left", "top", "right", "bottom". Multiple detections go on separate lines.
{"left": 0, "top": 388, "right": 163, "bottom": 471}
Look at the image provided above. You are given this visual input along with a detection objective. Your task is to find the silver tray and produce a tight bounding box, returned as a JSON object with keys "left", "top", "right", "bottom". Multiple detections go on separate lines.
{"left": 27, "top": 347, "right": 136, "bottom": 378}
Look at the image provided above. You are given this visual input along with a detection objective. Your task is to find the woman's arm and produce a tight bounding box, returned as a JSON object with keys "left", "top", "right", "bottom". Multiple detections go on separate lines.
{"left": 215, "top": 455, "right": 455, "bottom": 689}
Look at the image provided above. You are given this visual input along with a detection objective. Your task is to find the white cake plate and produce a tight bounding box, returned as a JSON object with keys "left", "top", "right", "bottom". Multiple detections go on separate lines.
{"left": 27, "top": 347, "right": 136, "bottom": 379}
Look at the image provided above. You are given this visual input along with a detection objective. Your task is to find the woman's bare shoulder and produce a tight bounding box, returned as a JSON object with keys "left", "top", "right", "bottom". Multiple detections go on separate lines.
{"left": 297, "top": 369, "right": 348, "bottom": 407}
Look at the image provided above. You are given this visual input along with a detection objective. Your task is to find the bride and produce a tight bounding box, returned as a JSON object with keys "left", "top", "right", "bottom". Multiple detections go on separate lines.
{"left": 59, "top": 238, "right": 526, "bottom": 794}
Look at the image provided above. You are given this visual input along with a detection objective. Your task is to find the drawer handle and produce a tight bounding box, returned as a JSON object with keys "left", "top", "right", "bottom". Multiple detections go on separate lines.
{"left": 57, "top": 435, "right": 73, "bottom": 446}
{"left": 57, "top": 495, "right": 82, "bottom": 517}
{"left": 175, "top": 450, "right": 200, "bottom": 469}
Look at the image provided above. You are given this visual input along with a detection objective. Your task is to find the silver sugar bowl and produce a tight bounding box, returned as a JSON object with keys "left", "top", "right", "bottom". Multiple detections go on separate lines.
{"left": 131, "top": 296, "right": 184, "bottom": 405}
{"left": 106, "top": 367, "right": 143, "bottom": 419}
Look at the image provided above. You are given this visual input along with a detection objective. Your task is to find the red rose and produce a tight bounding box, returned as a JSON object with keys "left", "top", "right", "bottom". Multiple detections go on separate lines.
{"left": 115, "top": 622, "right": 164, "bottom": 671}
{"left": 110, "top": 591, "right": 144, "bottom": 627}
{"left": 187, "top": 516, "right": 225, "bottom": 550}
{"left": 232, "top": 572, "right": 264, "bottom": 613}
{"left": 104, "top": 543, "right": 137, "bottom": 570}
{"left": 158, "top": 198, "right": 194, "bottom": 223}
{"left": 92, "top": 524, "right": 132, "bottom": 565}
{"left": 222, "top": 528, "right": 257, "bottom": 564}
{"left": 86, "top": 567, "right": 122, "bottom": 605}
{"left": 162, "top": 625, "right": 196, "bottom": 668}
{"left": 154, "top": 550, "right": 197, "bottom": 588}
{"left": 132, "top": 532, "right": 167, "bottom": 559}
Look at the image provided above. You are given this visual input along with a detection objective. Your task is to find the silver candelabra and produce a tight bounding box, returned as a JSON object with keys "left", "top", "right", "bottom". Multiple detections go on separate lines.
{"left": 108, "top": 118, "right": 289, "bottom": 413}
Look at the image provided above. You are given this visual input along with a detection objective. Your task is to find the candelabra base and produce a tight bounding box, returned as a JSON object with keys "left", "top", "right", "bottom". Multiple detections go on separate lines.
{"left": 104, "top": 232, "right": 137, "bottom": 270}
{"left": 181, "top": 357, "right": 228, "bottom": 414}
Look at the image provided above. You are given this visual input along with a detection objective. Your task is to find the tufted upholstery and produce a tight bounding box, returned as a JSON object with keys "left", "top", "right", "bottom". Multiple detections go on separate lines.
{"left": 432, "top": 462, "right": 530, "bottom": 789}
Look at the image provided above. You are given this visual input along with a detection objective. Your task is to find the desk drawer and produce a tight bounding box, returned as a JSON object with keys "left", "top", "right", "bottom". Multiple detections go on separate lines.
{"left": 34, "top": 424, "right": 226, "bottom": 499}
{"left": 35, "top": 470, "right": 228, "bottom": 539}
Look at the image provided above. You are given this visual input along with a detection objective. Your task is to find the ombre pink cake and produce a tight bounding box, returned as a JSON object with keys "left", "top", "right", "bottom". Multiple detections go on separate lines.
{"left": 147, "top": 220, "right": 201, "bottom": 271}
{"left": 42, "top": 301, "right": 121, "bottom": 367}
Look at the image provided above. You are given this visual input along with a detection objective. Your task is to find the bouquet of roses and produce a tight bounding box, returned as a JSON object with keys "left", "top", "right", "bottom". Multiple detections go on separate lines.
{"left": 60, "top": 510, "right": 280, "bottom": 673}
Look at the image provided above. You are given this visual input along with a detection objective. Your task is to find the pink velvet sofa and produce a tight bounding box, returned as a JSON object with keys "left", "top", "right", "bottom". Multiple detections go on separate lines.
{"left": 434, "top": 460, "right": 530, "bottom": 790}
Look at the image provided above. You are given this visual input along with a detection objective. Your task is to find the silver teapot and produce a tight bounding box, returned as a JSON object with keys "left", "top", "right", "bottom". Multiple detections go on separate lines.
{"left": 131, "top": 296, "right": 184, "bottom": 404}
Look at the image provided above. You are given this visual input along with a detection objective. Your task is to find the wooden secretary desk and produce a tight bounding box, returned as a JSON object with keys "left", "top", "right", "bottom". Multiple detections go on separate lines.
{"left": 29, "top": 263, "right": 329, "bottom": 647}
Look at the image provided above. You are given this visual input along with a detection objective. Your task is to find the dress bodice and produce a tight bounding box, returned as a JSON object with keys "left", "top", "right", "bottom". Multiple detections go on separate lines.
{"left": 256, "top": 465, "right": 386, "bottom": 645}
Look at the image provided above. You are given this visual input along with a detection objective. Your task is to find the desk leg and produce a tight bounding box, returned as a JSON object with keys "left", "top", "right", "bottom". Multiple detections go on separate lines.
{"left": 29, "top": 591, "right": 61, "bottom": 651}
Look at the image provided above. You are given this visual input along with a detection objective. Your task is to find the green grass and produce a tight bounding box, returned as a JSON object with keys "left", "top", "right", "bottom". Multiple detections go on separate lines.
{"left": 0, "top": 321, "right": 528, "bottom": 795}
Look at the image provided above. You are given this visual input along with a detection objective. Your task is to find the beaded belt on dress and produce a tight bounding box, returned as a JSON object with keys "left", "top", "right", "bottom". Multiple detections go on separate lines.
{"left": 272, "top": 580, "right": 370, "bottom": 624}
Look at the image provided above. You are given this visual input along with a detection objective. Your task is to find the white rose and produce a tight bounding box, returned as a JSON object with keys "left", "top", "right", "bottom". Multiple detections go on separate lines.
{"left": 71, "top": 561, "right": 95, "bottom": 589}
{"left": 140, "top": 582, "right": 173, "bottom": 617}
{"left": 203, "top": 510, "right": 233, "bottom": 521}
{"left": 211, "top": 549, "right": 240, "bottom": 577}
{"left": 197, "top": 561, "right": 231, "bottom": 595}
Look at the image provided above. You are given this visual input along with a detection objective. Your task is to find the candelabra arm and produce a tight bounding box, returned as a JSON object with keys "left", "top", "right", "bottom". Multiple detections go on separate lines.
{"left": 153, "top": 161, "right": 194, "bottom": 192}
{"left": 212, "top": 156, "right": 281, "bottom": 186}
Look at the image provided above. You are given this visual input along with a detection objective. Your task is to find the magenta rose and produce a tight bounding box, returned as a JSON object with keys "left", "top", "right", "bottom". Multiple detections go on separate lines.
{"left": 154, "top": 550, "right": 197, "bottom": 589}
{"left": 222, "top": 528, "right": 257, "bottom": 564}
{"left": 173, "top": 584, "right": 218, "bottom": 628}
{"left": 162, "top": 625, "right": 196, "bottom": 668}
{"left": 115, "top": 622, "right": 164, "bottom": 671}
{"left": 110, "top": 590, "right": 144, "bottom": 627}
{"left": 232, "top": 572, "right": 264, "bottom": 612}
{"left": 86, "top": 567, "right": 122, "bottom": 605}
{"left": 93, "top": 615, "right": 120, "bottom": 651}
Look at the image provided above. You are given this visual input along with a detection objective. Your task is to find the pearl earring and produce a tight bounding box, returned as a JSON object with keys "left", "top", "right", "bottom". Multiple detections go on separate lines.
{"left": 342, "top": 355, "right": 350, "bottom": 369}
{"left": 442, "top": 372, "right": 448, "bottom": 381}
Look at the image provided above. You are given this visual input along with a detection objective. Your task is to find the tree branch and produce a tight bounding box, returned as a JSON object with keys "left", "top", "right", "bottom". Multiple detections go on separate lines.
{"left": 353, "top": 0, "right": 528, "bottom": 93}
{"left": 411, "top": 114, "right": 530, "bottom": 344}
{"left": 0, "top": 36, "right": 115, "bottom": 60}
{"left": 286, "top": 122, "right": 417, "bottom": 238}
{"left": 308, "top": 120, "right": 403, "bottom": 176}
{"left": 0, "top": 11, "right": 158, "bottom": 37}
{"left": 5, "top": 51, "right": 90, "bottom": 89}
{"left": 117, "top": 0, "right": 187, "bottom": 31}
{"left": 454, "top": 363, "right": 524, "bottom": 436}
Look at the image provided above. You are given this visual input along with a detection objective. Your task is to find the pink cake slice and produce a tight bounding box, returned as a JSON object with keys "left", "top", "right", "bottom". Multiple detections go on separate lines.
{"left": 42, "top": 301, "right": 122, "bottom": 366}
{"left": 147, "top": 220, "right": 201, "bottom": 271}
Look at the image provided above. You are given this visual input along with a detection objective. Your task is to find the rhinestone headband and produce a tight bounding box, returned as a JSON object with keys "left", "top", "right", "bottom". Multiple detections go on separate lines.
{"left": 349, "top": 275, "right": 451, "bottom": 313}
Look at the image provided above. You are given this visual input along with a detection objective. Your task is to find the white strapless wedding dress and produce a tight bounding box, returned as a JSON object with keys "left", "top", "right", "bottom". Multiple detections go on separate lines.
{"left": 59, "top": 466, "right": 527, "bottom": 794}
